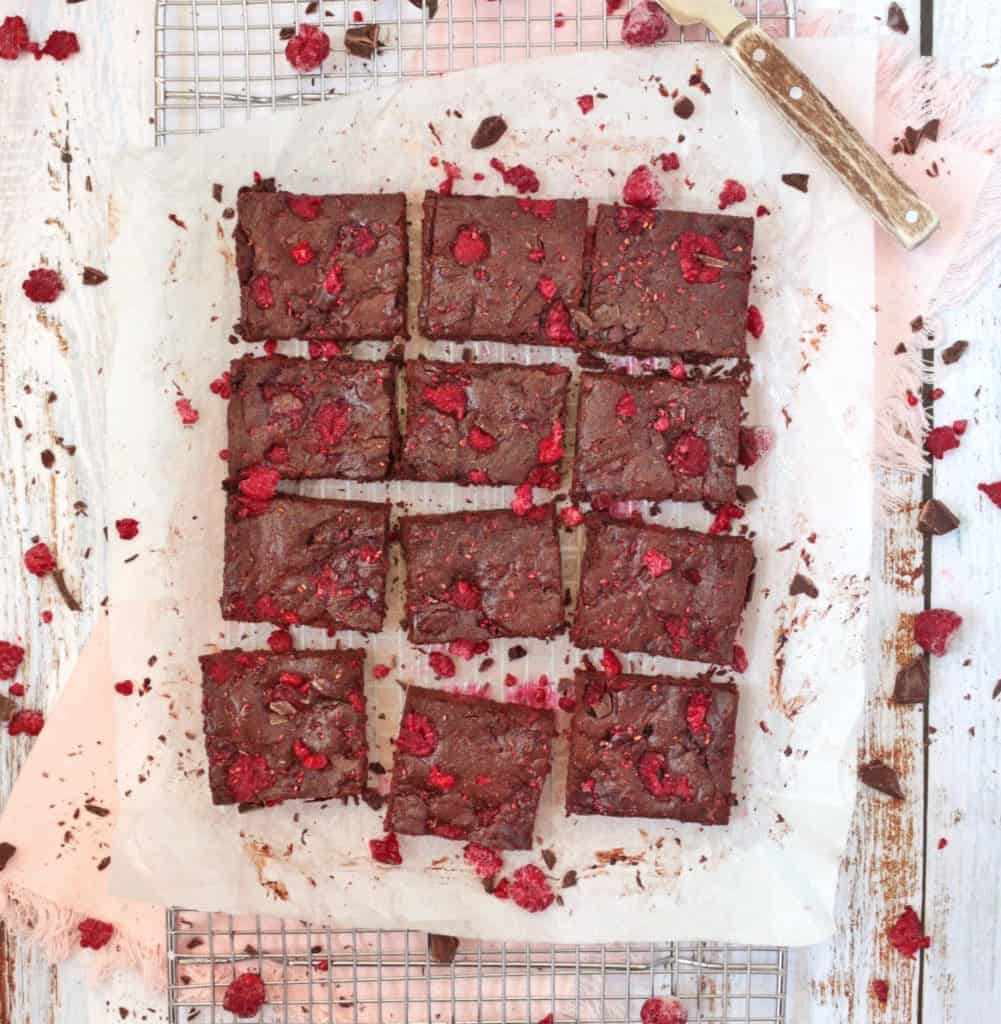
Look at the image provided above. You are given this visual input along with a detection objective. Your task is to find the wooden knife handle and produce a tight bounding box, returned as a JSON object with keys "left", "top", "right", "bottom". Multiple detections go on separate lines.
{"left": 724, "top": 23, "right": 939, "bottom": 250}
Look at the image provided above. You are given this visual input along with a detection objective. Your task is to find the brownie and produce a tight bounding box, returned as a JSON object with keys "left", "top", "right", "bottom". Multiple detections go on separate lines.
{"left": 227, "top": 355, "right": 398, "bottom": 482}
{"left": 384, "top": 685, "right": 555, "bottom": 849}
{"left": 234, "top": 185, "right": 407, "bottom": 341}
{"left": 200, "top": 648, "right": 368, "bottom": 807}
{"left": 400, "top": 505, "right": 564, "bottom": 644}
{"left": 221, "top": 493, "right": 390, "bottom": 632}
{"left": 565, "top": 670, "right": 738, "bottom": 826}
{"left": 572, "top": 370, "right": 740, "bottom": 505}
{"left": 585, "top": 205, "right": 754, "bottom": 359}
{"left": 571, "top": 514, "right": 754, "bottom": 665}
{"left": 418, "top": 191, "right": 589, "bottom": 345}
{"left": 398, "top": 359, "right": 571, "bottom": 488}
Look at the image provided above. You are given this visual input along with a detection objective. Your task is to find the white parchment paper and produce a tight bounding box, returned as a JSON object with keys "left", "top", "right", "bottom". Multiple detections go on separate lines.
{"left": 107, "top": 41, "right": 876, "bottom": 945}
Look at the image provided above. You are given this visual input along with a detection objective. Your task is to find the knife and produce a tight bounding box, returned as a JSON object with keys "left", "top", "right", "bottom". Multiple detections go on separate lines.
{"left": 657, "top": 0, "right": 939, "bottom": 250}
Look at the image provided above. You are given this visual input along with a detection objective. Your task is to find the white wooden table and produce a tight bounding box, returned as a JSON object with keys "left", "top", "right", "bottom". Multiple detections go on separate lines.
{"left": 0, "top": 1, "right": 997, "bottom": 1021}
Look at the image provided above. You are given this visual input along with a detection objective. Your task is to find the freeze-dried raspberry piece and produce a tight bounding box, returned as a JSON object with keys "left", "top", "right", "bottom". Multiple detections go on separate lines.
{"left": 717, "top": 178, "right": 747, "bottom": 210}
{"left": 637, "top": 752, "right": 693, "bottom": 800}
{"left": 429, "top": 652, "right": 456, "bottom": 679}
{"left": 615, "top": 393, "right": 636, "bottom": 419}
{"left": 510, "top": 864, "right": 555, "bottom": 912}
{"left": 397, "top": 711, "right": 438, "bottom": 756}
{"left": 423, "top": 382, "right": 467, "bottom": 419}
{"left": 322, "top": 262, "right": 344, "bottom": 295}
{"left": 0, "top": 642, "right": 25, "bottom": 681}
{"left": 114, "top": 518, "right": 139, "bottom": 540}
{"left": 621, "top": 1, "right": 670, "bottom": 47}
{"left": 615, "top": 206, "right": 656, "bottom": 234}
{"left": 738, "top": 426, "right": 774, "bottom": 469}
{"left": 537, "top": 420, "right": 564, "bottom": 465}
{"left": 293, "top": 739, "right": 329, "bottom": 771}
{"left": 0, "top": 16, "right": 30, "bottom": 60}
{"left": 223, "top": 972, "right": 267, "bottom": 1018}
{"left": 489, "top": 158, "right": 540, "bottom": 194}
{"left": 22, "top": 268, "right": 63, "bottom": 303}
{"left": 913, "top": 608, "right": 962, "bottom": 656}
{"left": 78, "top": 918, "right": 114, "bottom": 951}
{"left": 285, "top": 23, "right": 330, "bottom": 71}
{"left": 678, "top": 232, "right": 724, "bottom": 284}
{"left": 622, "top": 165, "right": 663, "bottom": 209}
{"left": 250, "top": 274, "right": 274, "bottom": 309}
{"left": 544, "top": 301, "right": 576, "bottom": 343}
{"left": 708, "top": 503, "right": 744, "bottom": 535}
{"left": 114, "top": 680, "right": 134, "bottom": 696}
{"left": 468, "top": 426, "right": 497, "bottom": 452}
{"left": 8, "top": 710, "right": 44, "bottom": 736}
{"left": 656, "top": 152, "right": 681, "bottom": 172}
{"left": 227, "top": 753, "right": 274, "bottom": 802}
{"left": 732, "top": 644, "right": 748, "bottom": 673}
{"left": 373, "top": 664, "right": 390, "bottom": 679}
{"left": 925, "top": 424, "right": 961, "bottom": 459}
{"left": 24, "top": 542, "right": 56, "bottom": 577}
{"left": 286, "top": 193, "right": 323, "bottom": 220}
{"left": 518, "top": 198, "right": 557, "bottom": 220}
{"left": 210, "top": 372, "right": 231, "bottom": 399}
{"left": 643, "top": 549, "right": 672, "bottom": 577}
{"left": 668, "top": 432, "right": 710, "bottom": 476}
{"left": 512, "top": 483, "right": 535, "bottom": 517}
{"left": 871, "top": 980, "right": 889, "bottom": 1005}
{"left": 560, "top": 505, "right": 584, "bottom": 527}
{"left": 453, "top": 226, "right": 489, "bottom": 265}
{"left": 289, "top": 240, "right": 315, "bottom": 265}
{"left": 746, "top": 304, "right": 764, "bottom": 338}
{"left": 686, "top": 691, "right": 712, "bottom": 742}
{"left": 449, "top": 580, "right": 481, "bottom": 610}
{"left": 577, "top": 94, "right": 595, "bottom": 114}
{"left": 607, "top": 0, "right": 625, "bottom": 12}
{"left": 537, "top": 276, "right": 557, "bottom": 301}
{"left": 369, "top": 832, "right": 403, "bottom": 865}
{"left": 315, "top": 400, "right": 351, "bottom": 446}
{"left": 464, "top": 842, "right": 503, "bottom": 878}
{"left": 40, "top": 31, "right": 79, "bottom": 61}
{"left": 238, "top": 464, "right": 280, "bottom": 502}
{"left": 308, "top": 340, "right": 341, "bottom": 359}
{"left": 448, "top": 639, "right": 489, "bottom": 661}
{"left": 175, "top": 398, "right": 199, "bottom": 425}
{"left": 600, "top": 648, "right": 622, "bottom": 675}
{"left": 887, "top": 905, "right": 931, "bottom": 959}
{"left": 428, "top": 764, "right": 457, "bottom": 790}
{"left": 977, "top": 481, "right": 1001, "bottom": 508}
{"left": 640, "top": 997, "right": 689, "bottom": 1024}
{"left": 438, "top": 161, "right": 462, "bottom": 196}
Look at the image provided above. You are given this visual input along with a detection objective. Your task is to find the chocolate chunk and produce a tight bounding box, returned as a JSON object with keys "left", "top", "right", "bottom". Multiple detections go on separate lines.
{"left": 222, "top": 207, "right": 235, "bottom": 219}
{"left": 858, "top": 760, "right": 905, "bottom": 800}
{"left": 910, "top": 315, "right": 924, "bottom": 332}
{"left": 673, "top": 96, "right": 695, "bottom": 119}
{"left": 893, "top": 659, "right": 929, "bottom": 704}
{"left": 541, "top": 848, "right": 557, "bottom": 870}
{"left": 41, "top": 449, "right": 55, "bottom": 469}
{"left": 306, "top": 0, "right": 319, "bottom": 11}
{"left": 212, "top": 183, "right": 223, "bottom": 203}
{"left": 735, "top": 484, "right": 757, "bottom": 504}
{"left": 0, "top": 842, "right": 15, "bottom": 871}
{"left": 407, "top": 0, "right": 439, "bottom": 18}
{"left": 82, "top": 266, "right": 108, "bottom": 286}
{"left": 561, "top": 869, "right": 578, "bottom": 888}
{"left": 369, "top": 760, "right": 386, "bottom": 775}
{"left": 894, "top": 342, "right": 907, "bottom": 355}
{"left": 428, "top": 934, "right": 459, "bottom": 964}
{"left": 893, "top": 120, "right": 940, "bottom": 156}
{"left": 917, "top": 499, "right": 960, "bottom": 536}
{"left": 84, "top": 802, "right": 110, "bottom": 817}
{"left": 344, "top": 25, "right": 381, "bottom": 60}
{"left": 97, "top": 855, "right": 111, "bottom": 871}
{"left": 992, "top": 680, "right": 1001, "bottom": 701}
{"left": 279, "top": 26, "right": 295, "bottom": 40}
{"left": 886, "top": 3, "right": 909, "bottom": 33}
{"left": 781, "top": 173, "right": 810, "bottom": 193}
{"left": 789, "top": 573, "right": 819, "bottom": 599}
{"left": 508, "top": 645, "right": 528, "bottom": 661}
{"left": 941, "top": 340, "right": 969, "bottom": 364}
{"left": 362, "top": 788, "right": 385, "bottom": 812}
{"left": 470, "top": 115, "right": 508, "bottom": 150}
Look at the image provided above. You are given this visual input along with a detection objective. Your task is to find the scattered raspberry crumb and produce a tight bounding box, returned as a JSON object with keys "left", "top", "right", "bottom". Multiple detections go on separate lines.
{"left": 638, "top": 751, "right": 693, "bottom": 800}
{"left": 641, "top": 997, "right": 689, "bottom": 1024}
{"left": 438, "top": 160, "right": 463, "bottom": 196}
{"left": 622, "top": 164, "right": 663, "bottom": 209}
{"left": 308, "top": 340, "right": 341, "bottom": 359}
{"left": 115, "top": 518, "right": 140, "bottom": 541}
{"left": 669, "top": 361, "right": 687, "bottom": 381}
{"left": 732, "top": 644, "right": 748, "bottom": 673}
{"left": 509, "top": 864, "right": 555, "bottom": 912}
{"left": 40, "top": 31, "right": 80, "bottom": 61}
{"left": 905, "top": 390, "right": 919, "bottom": 406}
{"left": 746, "top": 304, "right": 764, "bottom": 338}
{"left": 8, "top": 710, "right": 44, "bottom": 736}
{"left": 931, "top": 387, "right": 944, "bottom": 401}
{"left": 577, "top": 94, "right": 595, "bottom": 115}
{"left": 512, "top": 483, "right": 535, "bottom": 517}
{"left": 616, "top": 393, "right": 636, "bottom": 419}
{"left": 888, "top": 905, "right": 931, "bottom": 959}
{"left": 678, "top": 231, "right": 724, "bottom": 284}
{"left": 871, "top": 979, "right": 889, "bottom": 1004}
{"left": 643, "top": 549, "right": 672, "bottom": 577}
{"left": 373, "top": 663, "right": 391, "bottom": 679}
{"left": 239, "top": 464, "right": 280, "bottom": 502}
{"left": 428, "top": 652, "right": 457, "bottom": 679}
{"left": 41, "top": 610, "right": 52, "bottom": 624}
{"left": 452, "top": 226, "right": 488, "bottom": 265}
{"left": 176, "top": 398, "right": 199, "bottom": 425}
{"left": 560, "top": 505, "right": 584, "bottom": 528}
{"left": 538, "top": 1015, "right": 554, "bottom": 1024}
{"left": 464, "top": 842, "right": 504, "bottom": 878}
{"left": 223, "top": 972, "right": 267, "bottom": 1018}
{"left": 913, "top": 608, "right": 962, "bottom": 656}
{"left": 423, "top": 382, "right": 467, "bottom": 420}
{"left": 9, "top": 683, "right": 24, "bottom": 697}
{"left": 78, "top": 918, "right": 114, "bottom": 951}
{"left": 606, "top": 0, "right": 625, "bottom": 13}
{"left": 537, "top": 420, "right": 564, "bottom": 465}
{"left": 353, "top": 10, "right": 364, "bottom": 22}
{"left": 448, "top": 639, "right": 489, "bottom": 661}
{"left": 543, "top": 301, "right": 576, "bottom": 344}
{"left": 0, "top": 642, "right": 26, "bottom": 681}
{"left": 756, "top": 205, "right": 770, "bottom": 217}
{"left": 114, "top": 680, "right": 134, "bottom": 696}
{"left": 489, "top": 158, "right": 540, "bottom": 194}
{"left": 718, "top": 178, "right": 748, "bottom": 210}
{"left": 24, "top": 542, "right": 56, "bottom": 577}
{"left": 937, "top": 837, "right": 948, "bottom": 850}
{"left": 22, "top": 268, "right": 63, "bottom": 304}
{"left": 397, "top": 711, "right": 438, "bottom": 756}
{"left": 369, "top": 832, "right": 403, "bottom": 865}
{"left": 492, "top": 877, "right": 511, "bottom": 899}
{"left": 601, "top": 648, "right": 622, "bottom": 675}
{"left": 656, "top": 152, "right": 680, "bottom": 171}
{"left": 925, "top": 423, "right": 962, "bottom": 459}
{"left": 0, "top": 16, "right": 30, "bottom": 60}
{"left": 977, "top": 481, "right": 1001, "bottom": 508}
{"left": 285, "top": 23, "right": 330, "bottom": 72}
{"left": 709, "top": 503, "right": 744, "bottom": 535}
{"left": 621, "top": 1, "right": 670, "bottom": 47}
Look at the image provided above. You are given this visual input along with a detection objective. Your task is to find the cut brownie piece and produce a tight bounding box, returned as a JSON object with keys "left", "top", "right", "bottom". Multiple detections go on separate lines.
{"left": 227, "top": 355, "right": 398, "bottom": 482}
{"left": 385, "top": 684, "right": 555, "bottom": 849}
{"left": 571, "top": 514, "right": 754, "bottom": 665}
{"left": 566, "top": 670, "right": 738, "bottom": 826}
{"left": 585, "top": 205, "right": 754, "bottom": 359}
{"left": 200, "top": 648, "right": 368, "bottom": 807}
{"left": 235, "top": 185, "right": 407, "bottom": 341}
{"left": 400, "top": 505, "right": 563, "bottom": 644}
{"left": 222, "top": 493, "right": 390, "bottom": 632}
{"left": 572, "top": 370, "right": 740, "bottom": 505}
{"left": 398, "top": 359, "right": 571, "bottom": 488}
{"left": 418, "top": 191, "right": 589, "bottom": 345}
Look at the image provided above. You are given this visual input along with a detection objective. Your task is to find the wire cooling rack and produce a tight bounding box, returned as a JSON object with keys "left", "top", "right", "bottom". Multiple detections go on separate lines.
{"left": 158, "top": 1, "right": 793, "bottom": 1020}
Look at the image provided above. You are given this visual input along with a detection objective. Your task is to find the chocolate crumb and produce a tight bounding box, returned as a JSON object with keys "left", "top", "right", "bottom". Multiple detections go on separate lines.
{"left": 97, "top": 855, "right": 111, "bottom": 871}
{"left": 84, "top": 803, "right": 110, "bottom": 817}
{"left": 735, "top": 484, "right": 757, "bottom": 504}
{"left": 508, "top": 644, "right": 528, "bottom": 661}
{"left": 789, "top": 573, "right": 818, "bottom": 599}
{"left": 82, "top": 266, "right": 108, "bottom": 286}
{"left": 428, "top": 933, "right": 459, "bottom": 964}
{"left": 541, "top": 848, "right": 557, "bottom": 870}
{"left": 471, "top": 115, "right": 508, "bottom": 150}
{"left": 992, "top": 679, "right": 1001, "bottom": 701}
{"left": 168, "top": 213, "right": 187, "bottom": 230}
{"left": 893, "top": 659, "right": 929, "bottom": 704}
{"left": 222, "top": 207, "right": 235, "bottom": 219}
{"left": 279, "top": 26, "right": 295, "bottom": 40}
{"left": 369, "top": 761, "right": 386, "bottom": 775}
{"left": 858, "top": 760, "right": 905, "bottom": 800}
{"left": 917, "top": 499, "right": 960, "bottom": 536}
{"left": 344, "top": 24, "right": 382, "bottom": 60}
{"left": 941, "top": 339, "right": 968, "bottom": 364}
{"left": 212, "top": 183, "right": 223, "bottom": 203}
{"left": 41, "top": 449, "right": 55, "bottom": 469}
{"left": 672, "top": 96, "right": 695, "bottom": 120}
{"left": 910, "top": 315, "right": 924, "bottom": 332}
{"left": 306, "top": 0, "right": 319, "bottom": 12}
{"left": 186, "top": 937, "right": 205, "bottom": 950}
{"left": 781, "top": 173, "right": 810, "bottom": 193}
{"left": 0, "top": 695, "right": 16, "bottom": 723}
{"left": 561, "top": 869, "right": 578, "bottom": 888}
{"left": 894, "top": 342, "right": 907, "bottom": 355}
{"left": 0, "top": 842, "right": 16, "bottom": 871}
{"left": 478, "top": 658, "right": 494, "bottom": 671}
{"left": 886, "top": 3, "right": 909, "bottom": 33}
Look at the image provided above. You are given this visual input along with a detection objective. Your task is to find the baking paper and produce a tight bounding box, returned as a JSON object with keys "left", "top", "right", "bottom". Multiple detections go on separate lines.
{"left": 107, "top": 40, "right": 875, "bottom": 944}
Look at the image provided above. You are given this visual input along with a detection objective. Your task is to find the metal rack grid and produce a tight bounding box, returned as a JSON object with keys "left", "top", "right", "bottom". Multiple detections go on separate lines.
{"left": 158, "top": 2, "right": 793, "bottom": 1020}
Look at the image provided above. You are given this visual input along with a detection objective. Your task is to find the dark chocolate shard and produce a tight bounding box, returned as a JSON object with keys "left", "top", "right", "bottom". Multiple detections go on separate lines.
{"left": 541, "top": 848, "right": 557, "bottom": 870}
{"left": 789, "top": 573, "right": 818, "bottom": 598}
{"left": 735, "top": 484, "right": 757, "bottom": 504}
{"left": 917, "top": 499, "right": 959, "bottom": 536}
{"left": 344, "top": 25, "right": 382, "bottom": 60}
{"left": 82, "top": 266, "right": 108, "bottom": 286}
{"left": 407, "top": 0, "right": 439, "bottom": 22}
{"left": 672, "top": 96, "right": 695, "bottom": 120}
{"left": 279, "top": 26, "right": 295, "bottom": 41}
{"left": 84, "top": 802, "right": 110, "bottom": 817}
{"left": 781, "top": 173, "right": 810, "bottom": 193}
{"left": 859, "top": 760, "right": 905, "bottom": 800}
{"left": 893, "top": 659, "right": 929, "bottom": 704}
{"left": 992, "top": 679, "right": 1001, "bottom": 700}
{"left": 428, "top": 933, "right": 459, "bottom": 964}
{"left": 0, "top": 842, "right": 16, "bottom": 871}
{"left": 212, "top": 182, "right": 223, "bottom": 203}
{"left": 470, "top": 115, "right": 508, "bottom": 150}
{"left": 508, "top": 644, "right": 528, "bottom": 661}
{"left": 941, "top": 339, "right": 969, "bottom": 365}
{"left": 561, "top": 869, "right": 578, "bottom": 888}
{"left": 886, "top": 3, "right": 909, "bottom": 33}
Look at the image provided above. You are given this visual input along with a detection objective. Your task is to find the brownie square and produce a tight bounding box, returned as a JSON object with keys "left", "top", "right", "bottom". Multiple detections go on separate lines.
{"left": 398, "top": 359, "right": 571, "bottom": 488}
{"left": 571, "top": 515, "right": 754, "bottom": 665}
{"left": 227, "top": 355, "right": 398, "bottom": 482}
{"left": 221, "top": 494, "right": 390, "bottom": 632}
{"left": 565, "top": 671, "right": 738, "bottom": 826}
{"left": 200, "top": 648, "right": 368, "bottom": 807}
{"left": 585, "top": 205, "right": 754, "bottom": 359}
{"left": 235, "top": 186, "right": 407, "bottom": 342}
{"left": 400, "top": 505, "right": 564, "bottom": 644}
{"left": 572, "top": 370, "right": 740, "bottom": 505}
{"left": 384, "top": 685, "right": 555, "bottom": 849}
{"left": 418, "top": 191, "right": 589, "bottom": 345}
